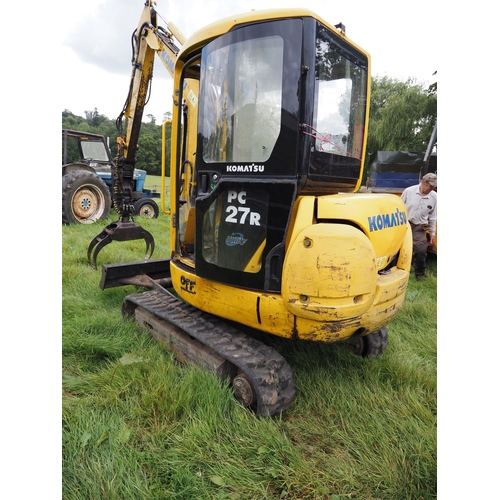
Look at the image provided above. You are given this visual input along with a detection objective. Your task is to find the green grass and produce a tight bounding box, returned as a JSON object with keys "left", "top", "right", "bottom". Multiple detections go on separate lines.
{"left": 62, "top": 215, "right": 436, "bottom": 499}
{"left": 144, "top": 175, "right": 166, "bottom": 193}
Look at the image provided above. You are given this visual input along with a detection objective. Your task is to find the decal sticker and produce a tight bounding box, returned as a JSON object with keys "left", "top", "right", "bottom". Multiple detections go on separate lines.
{"left": 368, "top": 208, "right": 407, "bottom": 232}
{"left": 201, "top": 188, "right": 269, "bottom": 272}
{"left": 159, "top": 50, "right": 175, "bottom": 75}
{"left": 187, "top": 89, "right": 198, "bottom": 107}
{"left": 225, "top": 233, "right": 248, "bottom": 247}
{"left": 226, "top": 164, "right": 265, "bottom": 173}
{"left": 224, "top": 190, "right": 262, "bottom": 226}
{"left": 180, "top": 275, "right": 196, "bottom": 294}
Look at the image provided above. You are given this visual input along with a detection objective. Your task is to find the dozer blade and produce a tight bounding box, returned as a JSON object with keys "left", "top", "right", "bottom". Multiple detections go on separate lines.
{"left": 88, "top": 220, "right": 155, "bottom": 269}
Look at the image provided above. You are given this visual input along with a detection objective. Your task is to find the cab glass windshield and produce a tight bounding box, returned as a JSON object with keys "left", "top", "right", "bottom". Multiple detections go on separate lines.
{"left": 313, "top": 24, "right": 368, "bottom": 160}
{"left": 200, "top": 35, "right": 284, "bottom": 163}
{"left": 81, "top": 141, "right": 110, "bottom": 162}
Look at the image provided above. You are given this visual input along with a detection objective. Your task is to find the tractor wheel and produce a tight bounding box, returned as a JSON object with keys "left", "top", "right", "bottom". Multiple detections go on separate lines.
{"left": 62, "top": 170, "right": 112, "bottom": 224}
{"left": 134, "top": 198, "right": 159, "bottom": 219}
{"left": 342, "top": 327, "right": 389, "bottom": 359}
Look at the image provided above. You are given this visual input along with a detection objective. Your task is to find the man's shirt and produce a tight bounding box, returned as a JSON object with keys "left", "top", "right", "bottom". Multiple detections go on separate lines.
{"left": 401, "top": 184, "right": 437, "bottom": 236}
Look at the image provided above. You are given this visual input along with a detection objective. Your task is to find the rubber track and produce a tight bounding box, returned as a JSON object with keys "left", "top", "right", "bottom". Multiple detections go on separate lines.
{"left": 123, "top": 289, "right": 296, "bottom": 416}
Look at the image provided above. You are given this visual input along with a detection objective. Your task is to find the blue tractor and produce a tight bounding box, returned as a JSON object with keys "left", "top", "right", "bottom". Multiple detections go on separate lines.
{"left": 62, "top": 129, "right": 159, "bottom": 224}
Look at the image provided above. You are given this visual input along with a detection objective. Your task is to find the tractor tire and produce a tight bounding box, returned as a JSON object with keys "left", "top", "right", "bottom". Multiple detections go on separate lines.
{"left": 62, "top": 170, "right": 112, "bottom": 224}
{"left": 342, "top": 327, "right": 389, "bottom": 359}
{"left": 133, "top": 198, "right": 159, "bottom": 219}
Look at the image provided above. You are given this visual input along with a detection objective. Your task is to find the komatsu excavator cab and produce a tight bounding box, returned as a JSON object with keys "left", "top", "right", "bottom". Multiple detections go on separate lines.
{"left": 174, "top": 15, "right": 369, "bottom": 290}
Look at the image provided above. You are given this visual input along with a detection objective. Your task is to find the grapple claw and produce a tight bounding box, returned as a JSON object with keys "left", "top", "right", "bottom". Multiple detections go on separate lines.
{"left": 87, "top": 219, "right": 155, "bottom": 269}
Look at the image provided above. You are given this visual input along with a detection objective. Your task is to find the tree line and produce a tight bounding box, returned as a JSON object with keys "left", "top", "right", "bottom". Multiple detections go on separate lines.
{"left": 62, "top": 109, "right": 172, "bottom": 176}
{"left": 367, "top": 76, "right": 437, "bottom": 153}
{"left": 62, "top": 75, "right": 436, "bottom": 177}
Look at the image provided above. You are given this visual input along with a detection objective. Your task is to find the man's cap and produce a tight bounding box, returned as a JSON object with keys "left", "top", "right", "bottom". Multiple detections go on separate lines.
{"left": 422, "top": 173, "right": 437, "bottom": 187}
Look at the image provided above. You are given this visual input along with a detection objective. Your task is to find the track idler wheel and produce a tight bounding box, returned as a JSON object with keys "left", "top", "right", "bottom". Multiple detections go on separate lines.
{"left": 342, "top": 327, "right": 389, "bottom": 359}
{"left": 232, "top": 372, "right": 257, "bottom": 408}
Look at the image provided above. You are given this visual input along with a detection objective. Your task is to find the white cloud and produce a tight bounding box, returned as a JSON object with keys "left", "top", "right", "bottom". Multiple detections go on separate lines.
{"left": 60, "top": 0, "right": 438, "bottom": 122}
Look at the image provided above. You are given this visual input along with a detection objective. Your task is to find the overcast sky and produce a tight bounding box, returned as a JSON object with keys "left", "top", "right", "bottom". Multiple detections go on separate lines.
{"left": 60, "top": 0, "right": 438, "bottom": 123}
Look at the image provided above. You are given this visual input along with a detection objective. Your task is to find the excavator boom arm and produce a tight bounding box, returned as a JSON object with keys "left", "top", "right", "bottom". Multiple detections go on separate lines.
{"left": 117, "top": 1, "right": 184, "bottom": 162}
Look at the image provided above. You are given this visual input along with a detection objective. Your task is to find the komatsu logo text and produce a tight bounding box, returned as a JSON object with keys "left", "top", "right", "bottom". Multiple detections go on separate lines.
{"left": 368, "top": 208, "right": 407, "bottom": 232}
{"left": 159, "top": 50, "right": 175, "bottom": 75}
{"left": 226, "top": 164, "right": 265, "bottom": 173}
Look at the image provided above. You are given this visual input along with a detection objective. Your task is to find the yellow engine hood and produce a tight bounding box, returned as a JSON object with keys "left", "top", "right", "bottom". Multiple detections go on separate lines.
{"left": 317, "top": 193, "right": 409, "bottom": 270}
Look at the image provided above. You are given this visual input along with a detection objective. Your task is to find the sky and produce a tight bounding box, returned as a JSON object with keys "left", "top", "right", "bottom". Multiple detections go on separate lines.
{"left": 60, "top": 0, "right": 438, "bottom": 123}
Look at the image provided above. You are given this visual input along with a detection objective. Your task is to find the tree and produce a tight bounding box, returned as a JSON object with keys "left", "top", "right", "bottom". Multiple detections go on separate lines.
{"left": 62, "top": 109, "right": 171, "bottom": 175}
{"left": 136, "top": 134, "right": 161, "bottom": 175}
{"left": 366, "top": 76, "right": 437, "bottom": 154}
{"left": 84, "top": 107, "right": 108, "bottom": 128}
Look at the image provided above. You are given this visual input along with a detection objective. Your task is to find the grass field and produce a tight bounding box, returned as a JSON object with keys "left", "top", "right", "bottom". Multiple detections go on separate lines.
{"left": 144, "top": 175, "right": 164, "bottom": 193}
{"left": 62, "top": 212, "right": 437, "bottom": 499}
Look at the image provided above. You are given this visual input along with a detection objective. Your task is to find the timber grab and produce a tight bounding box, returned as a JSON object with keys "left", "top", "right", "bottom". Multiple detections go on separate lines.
{"left": 88, "top": 219, "right": 155, "bottom": 269}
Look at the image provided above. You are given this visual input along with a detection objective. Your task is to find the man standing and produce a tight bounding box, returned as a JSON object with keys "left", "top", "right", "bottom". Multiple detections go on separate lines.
{"left": 401, "top": 173, "right": 437, "bottom": 281}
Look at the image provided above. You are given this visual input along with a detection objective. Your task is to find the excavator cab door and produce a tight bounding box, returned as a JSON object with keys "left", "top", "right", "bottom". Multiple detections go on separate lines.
{"left": 173, "top": 19, "right": 303, "bottom": 292}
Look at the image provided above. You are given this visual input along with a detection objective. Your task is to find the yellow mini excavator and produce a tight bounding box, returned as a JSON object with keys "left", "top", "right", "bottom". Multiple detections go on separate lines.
{"left": 89, "top": 0, "right": 413, "bottom": 416}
